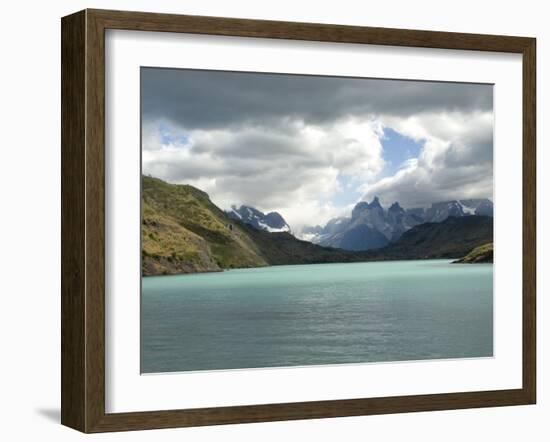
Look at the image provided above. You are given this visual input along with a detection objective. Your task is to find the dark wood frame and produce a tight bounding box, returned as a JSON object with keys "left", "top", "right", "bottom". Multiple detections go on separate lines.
{"left": 61, "top": 8, "right": 536, "bottom": 433}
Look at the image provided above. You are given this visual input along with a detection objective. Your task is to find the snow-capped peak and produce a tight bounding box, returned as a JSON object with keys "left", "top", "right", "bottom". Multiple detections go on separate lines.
{"left": 226, "top": 205, "right": 292, "bottom": 234}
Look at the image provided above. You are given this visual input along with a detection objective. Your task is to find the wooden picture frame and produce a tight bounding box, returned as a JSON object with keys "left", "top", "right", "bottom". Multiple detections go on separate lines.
{"left": 61, "top": 9, "right": 536, "bottom": 433}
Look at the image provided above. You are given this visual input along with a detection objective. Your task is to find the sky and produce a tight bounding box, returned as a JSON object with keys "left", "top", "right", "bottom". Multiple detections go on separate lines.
{"left": 141, "top": 67, "right": 493, "bottom": 234}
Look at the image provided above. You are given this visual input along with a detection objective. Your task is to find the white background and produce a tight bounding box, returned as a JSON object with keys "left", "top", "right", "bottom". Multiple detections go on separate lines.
{"left": 106, "top": 30, "right": 523, "bottom": 413}
{"left": 0, "top": 0, "right": 547, "bottom": 440}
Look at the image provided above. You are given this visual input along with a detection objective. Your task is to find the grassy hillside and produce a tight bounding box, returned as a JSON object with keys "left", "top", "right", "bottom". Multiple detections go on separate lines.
{"left": 142, "top": 176, "right": 267, "bottom": 275}
{"left": 142, "top": 176, "right": 494, "bottom": 275}
{"left": 379, "top": 216, "right": 493, "bottom": 260}
{"left": 244, "top": 225, "right": 374, "bottom": 265}
{"left": 142, "top": 176, "right": 380, "bottom": 275}
{"left": 453, "top": 242, "right": 493, "bottom": 263}
{"left": 142, "top": 200, "right": 221, "bottom": 274}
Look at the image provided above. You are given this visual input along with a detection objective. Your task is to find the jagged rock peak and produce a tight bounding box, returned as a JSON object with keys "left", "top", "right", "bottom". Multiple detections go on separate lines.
{"left": 351, "top": 201, "right": 370, "bottom": 219}
{"left": 389, "top": 202, "right": 404, "bottom": 212}
{"left": 369, "top": 196, "right": 382, "bottom": 209}
{"left": 227, "top": 204, "right": 291, "bottom": 233}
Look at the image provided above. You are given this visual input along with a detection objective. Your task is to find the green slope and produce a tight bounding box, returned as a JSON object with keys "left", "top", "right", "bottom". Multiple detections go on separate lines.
{"left": 453, "top": 242, "right": 493, "bottom": 263}
{"left": 142, "top": 176, "right": 494, "bottom": 276}
{"left": 379, "top": 216, "right": 493, "bottom": 260}
{"left": 243, "top": 224, "right": 374, "bottom": 265}
{"left": 142, "top": 176, "right": 268, "bottom": 275}
{"left": 142, "top": 176, "right": 380, "bottom": 275}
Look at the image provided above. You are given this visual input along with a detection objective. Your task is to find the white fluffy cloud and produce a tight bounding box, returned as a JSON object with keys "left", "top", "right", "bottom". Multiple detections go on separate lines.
{"left": 360, "top": 111, "right": 493, "bottom": 208}
{"left": 143, "top": 117, "right": 385, "bottom": 231}
{"left": 141, "top": 68, "right": 493, "bottom": 232}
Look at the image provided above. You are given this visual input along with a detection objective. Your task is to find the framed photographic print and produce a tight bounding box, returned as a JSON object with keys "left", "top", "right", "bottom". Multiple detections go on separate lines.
{"left": 61, "top": 9, "right": 536, "bottom": 433}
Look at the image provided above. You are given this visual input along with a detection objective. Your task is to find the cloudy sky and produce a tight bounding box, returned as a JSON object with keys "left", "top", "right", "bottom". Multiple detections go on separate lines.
{"left": 141, "top": 67, "right": 493, "bottom": 233}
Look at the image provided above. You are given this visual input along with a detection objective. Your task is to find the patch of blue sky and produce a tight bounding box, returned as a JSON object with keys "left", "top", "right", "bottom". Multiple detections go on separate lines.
{"left": 332, "top": 174, "right": 364, "bottom": 207}
{"left": 330, "top": 128, "right": 423, "bottom": 208}
{"left": 158, "top": 121, "right": 190, "bottom": 146}
{"left": 381, "top": 127, "right": 423, "bottom": 177}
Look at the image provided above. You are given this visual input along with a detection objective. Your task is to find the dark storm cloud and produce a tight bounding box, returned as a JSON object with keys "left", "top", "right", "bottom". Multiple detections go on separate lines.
{"left": 141, "top": 67, "right": 494, "bottom": 230}
{"left": 141, "top": 67, "right": 493, "bottom": 130}
{"left": 443, "top": 133, "right": 493, "bottom": 168}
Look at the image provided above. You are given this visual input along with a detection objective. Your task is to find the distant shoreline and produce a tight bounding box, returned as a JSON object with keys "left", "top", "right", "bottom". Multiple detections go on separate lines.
{"left": 141, "top": 176, "right": 493, "bottom": 277}
{"left": 141, "top": 256, "right": 494, "bottom": 278}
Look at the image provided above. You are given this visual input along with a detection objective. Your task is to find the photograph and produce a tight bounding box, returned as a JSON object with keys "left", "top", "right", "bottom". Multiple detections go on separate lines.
{"left": 140, "top": 68, "right": 494, "bottom": 374}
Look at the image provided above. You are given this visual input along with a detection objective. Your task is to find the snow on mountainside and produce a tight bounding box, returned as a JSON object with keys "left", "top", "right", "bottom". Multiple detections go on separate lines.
{"left": 227, "top": 205, "right": 292, "bottom": 233}
{"left": 303, "top": 198, "right": 493, "bottom": 251}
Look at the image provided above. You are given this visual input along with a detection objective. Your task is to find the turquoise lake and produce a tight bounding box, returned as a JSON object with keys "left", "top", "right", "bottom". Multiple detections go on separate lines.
{"left": 141, "top": 260, "right": 493, "bottom": 373}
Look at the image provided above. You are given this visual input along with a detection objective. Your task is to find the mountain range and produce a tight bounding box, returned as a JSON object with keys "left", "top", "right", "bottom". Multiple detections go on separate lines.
{"left": 141, "top": 176, "right": 493, "bottom": 275}
{"left": 227, "top": 205, "right": 291, "bottom": 233}
{"left": 303, "top": 197, "right": 493, "bottom": 251}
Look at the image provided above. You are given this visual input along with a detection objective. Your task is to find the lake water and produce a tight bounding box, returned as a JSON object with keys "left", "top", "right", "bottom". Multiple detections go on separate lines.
{"left": 141, "top": 260, "right": 493, "bottom": 373}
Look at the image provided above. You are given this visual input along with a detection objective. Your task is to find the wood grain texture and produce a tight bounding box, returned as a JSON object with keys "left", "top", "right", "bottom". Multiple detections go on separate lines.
{"left": 522, "top": 38, "right": 537, "bottom": 403}
{"left": 61, "top": 8, "right": 537, "bottom": 433}
{"left": 61, "top": 10, "right": 86, "bottom": 432}
{"left": 89, "top": 8, "right": 532, "bottom": 52}
{"left": 84, "top": 9, "right": 107, "bottom": 433}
